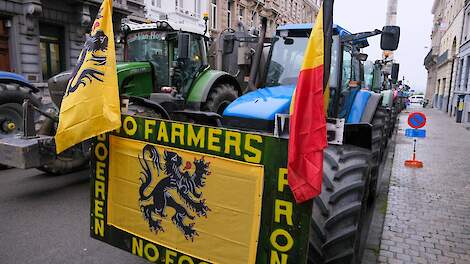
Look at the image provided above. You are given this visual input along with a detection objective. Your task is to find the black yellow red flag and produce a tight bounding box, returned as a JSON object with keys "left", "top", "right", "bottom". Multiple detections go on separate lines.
{"left": 288, "top": 0, "right": 334, "bottom": 203}
{"left": 55, "top": 0, "right": 121, "bottom": 153}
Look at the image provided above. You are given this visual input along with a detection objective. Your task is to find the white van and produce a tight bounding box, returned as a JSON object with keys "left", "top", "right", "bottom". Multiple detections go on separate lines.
{"left": 410, "top": 95, "right": 424, "bottom": 104}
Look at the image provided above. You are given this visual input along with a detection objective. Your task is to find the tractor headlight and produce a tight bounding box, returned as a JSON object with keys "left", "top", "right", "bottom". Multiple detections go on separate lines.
{"left": 156, "top": 21, "right": 162, "bottom": 28}
{"left": 161, "top": 21, "right": 169, "bottom": 29}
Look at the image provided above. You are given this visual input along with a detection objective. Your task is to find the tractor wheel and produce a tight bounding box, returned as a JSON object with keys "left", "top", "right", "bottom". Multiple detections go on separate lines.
{"left": 0, "top": 83, "right": 42, "bottom": 139}
{"left": 309, "top": 145, "right": 372, "bottom": 264}
{"left": 369, "top": 108, "right": 388, "bottom": 200}
{"left": 371, "top": 111, "right": 385, "bottom": 163}
{"left": 36, "top": 107, "right": 90, "bottom": 175}
{"left": 390, "top": 106, "right": 398, "bottom": 137}
{"left": 375, "top": 107, "right": 390, "bottom": 151}
{"left": 37, "top": 148, "right": 89, "bottom": 175}
{"left": 203, "top": 83, "right": 238, "bottom": 115}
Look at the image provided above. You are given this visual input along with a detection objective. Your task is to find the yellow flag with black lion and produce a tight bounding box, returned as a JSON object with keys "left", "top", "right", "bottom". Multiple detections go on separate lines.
{"left": 55, "top": 0, "right": 121, "bottom": 154}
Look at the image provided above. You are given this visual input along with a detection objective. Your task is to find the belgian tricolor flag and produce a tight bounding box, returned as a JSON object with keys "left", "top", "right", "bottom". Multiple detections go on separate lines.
{"left": 288, "top": 0, "right": 334, "bottom": 203}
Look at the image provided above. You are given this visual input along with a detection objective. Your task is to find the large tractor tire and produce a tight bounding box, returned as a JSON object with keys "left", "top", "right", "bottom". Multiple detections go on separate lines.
{"left": 0, "top": 83, "right": 42, "bottom": 139}
{"left": 368, "top": 108, "right": 389, "bottom": 201}
{"left": 203, "top": 83, "right": 238, "bottom": 115}
{"left": 309, "top": 145, "right": 372, "bottom": 264}
{"left": 35, "top": 107, "right": 90, "bottom": 175}
{"left": 390, "top": 106, "right": 398, "bottom": 137}
{"left": 375, "top": 107, "right": 390, "bottom": 152}
{"left": 371, "top": 111, "right": 386, "bottom": 163}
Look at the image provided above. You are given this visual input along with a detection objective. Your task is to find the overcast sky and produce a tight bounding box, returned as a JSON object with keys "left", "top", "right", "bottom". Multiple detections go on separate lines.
{"left": 334, "top": 0, "right": 433, "bottom": 92}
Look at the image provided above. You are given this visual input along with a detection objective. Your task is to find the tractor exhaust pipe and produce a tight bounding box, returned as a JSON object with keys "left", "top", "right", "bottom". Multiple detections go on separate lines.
{"left": 247, "top": 17, "right": 267, "bottom": 91}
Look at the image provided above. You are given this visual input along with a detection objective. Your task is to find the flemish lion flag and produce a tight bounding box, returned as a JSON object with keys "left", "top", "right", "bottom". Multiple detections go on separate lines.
{"left": 288, "top": 0, "right": 334, "bottom": 203}
{"left": 55, "top": 0, "right": 121, "bottom": 153}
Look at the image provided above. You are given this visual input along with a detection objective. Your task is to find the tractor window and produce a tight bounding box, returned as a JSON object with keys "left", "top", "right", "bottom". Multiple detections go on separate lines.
{"left": 372, "top": 65, "right": 382, "bottom": 91}
{"left": 341, "top": 50, "right": 352, "bottom": 92}
{"left": 126, "top": 31, "right": 168, "bottom": 62}
{"left": 265, "top": 31, "right": 309, "bottom": 87}
{"left": 189, "top": 35, "right": 204, "bottom": 73}
{"left": 126, "top": 30, "right": 171, "bottom": 90}
{"left": 363, "top": 61, "right": 374, "bottom": 90}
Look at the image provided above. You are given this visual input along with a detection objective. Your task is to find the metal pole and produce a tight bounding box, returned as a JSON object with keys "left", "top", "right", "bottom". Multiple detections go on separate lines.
{"left": 385, "top": 0, "right": 398, "bottom": 26}
{"left": 412, "top": 138, "right": 417, "bottom": 161}
{"left": 384, "top": 0, "right": 398, "bottom": 60}
{"left": 247, "top": 17, "right": 267, "bottom": 91}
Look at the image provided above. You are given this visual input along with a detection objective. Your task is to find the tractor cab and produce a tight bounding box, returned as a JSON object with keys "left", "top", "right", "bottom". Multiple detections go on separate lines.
{"left": 223, "top": 23, "right": 400, "bottom": 132}
{"left": 121, "top": 21, "right": 209, "bottom": 100}
{"left": 223, "top": 24, "right": 364, "bottom": 131}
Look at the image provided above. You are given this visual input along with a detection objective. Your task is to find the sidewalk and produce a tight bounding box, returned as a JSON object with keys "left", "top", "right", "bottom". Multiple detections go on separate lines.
{"left": 378, "top": 108, "right": 470, "bottom": 264}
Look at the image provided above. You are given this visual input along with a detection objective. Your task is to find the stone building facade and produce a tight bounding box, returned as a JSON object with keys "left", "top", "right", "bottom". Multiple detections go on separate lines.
{"left": 451, "top": 0, "right": 470, "bottom": 123}
{"left": 424, "top": 0, "right": 444, "bottom": 104}
{"left": 0, "top": 0, "right": 145, "bottom": 85}
{"left": 427, "top": 0, "right": 465, "bottom": 112}
{"left": 208, "top": 0, "right": 322, "bottom": 38}
{"left": 143, "top": 0, "right": 208, "bottom": 31}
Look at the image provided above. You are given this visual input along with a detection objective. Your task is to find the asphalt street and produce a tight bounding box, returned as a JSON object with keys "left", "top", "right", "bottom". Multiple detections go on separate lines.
{"left": 0, "top": 167, "right": 147, "bottom": 264}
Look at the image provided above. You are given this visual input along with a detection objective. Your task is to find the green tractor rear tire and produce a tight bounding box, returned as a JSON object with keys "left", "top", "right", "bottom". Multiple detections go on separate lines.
{"left": 309, "top": 145, "right": 372, "bottom": 264}
{"left": 203, "top": 83, "right": 238, "bottom": 115}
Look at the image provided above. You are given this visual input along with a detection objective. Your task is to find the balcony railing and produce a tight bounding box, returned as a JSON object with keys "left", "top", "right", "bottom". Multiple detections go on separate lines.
{"left": 437, "top": 50, "right": 449, "bottom": 66}
{"left": 264, "top": 0, "right": 280, "bottom": 13}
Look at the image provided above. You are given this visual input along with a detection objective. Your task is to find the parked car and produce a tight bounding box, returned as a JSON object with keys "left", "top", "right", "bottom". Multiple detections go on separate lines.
{"left": 409, "top": 94, "right": 425, "bottom": 105}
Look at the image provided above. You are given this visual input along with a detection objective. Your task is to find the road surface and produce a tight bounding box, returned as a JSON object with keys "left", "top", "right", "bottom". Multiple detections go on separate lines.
{"left": 0, "top": 167, "right": 147, "bottom": 264}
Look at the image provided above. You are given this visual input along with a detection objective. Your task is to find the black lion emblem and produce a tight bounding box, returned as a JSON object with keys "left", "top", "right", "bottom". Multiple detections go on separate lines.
{"left": 138, "top": 144, "right": 211, "bottom": 241}
{"left": 65, "top": 30, "right": 109, "bottom": 96}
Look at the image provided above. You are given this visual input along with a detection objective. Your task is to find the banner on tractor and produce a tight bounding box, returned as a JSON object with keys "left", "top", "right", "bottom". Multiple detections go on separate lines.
{"left": 90, "top": 115, "right": 313, "bottom": 264}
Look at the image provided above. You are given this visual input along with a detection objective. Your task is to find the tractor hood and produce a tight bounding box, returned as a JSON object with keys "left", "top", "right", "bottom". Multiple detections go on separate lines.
{"left": 223, "top": 85, "right": 295, "bottom": 120}
{"left": 223, "top": 85, "right": 295, "bottom": 132}
{"left": 116, "top": 62, "right": 152, "bottom": 84}
{"left": 48, "top": 62, "right": 152, "bottom": 108}
{"left": 116, "top": 61, "right": 151, "bottom": 72}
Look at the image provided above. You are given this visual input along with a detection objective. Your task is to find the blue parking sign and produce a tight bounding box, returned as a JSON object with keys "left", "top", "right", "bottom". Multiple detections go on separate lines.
{"left": 405, "top": 128, "right": 426, "bottom": 138}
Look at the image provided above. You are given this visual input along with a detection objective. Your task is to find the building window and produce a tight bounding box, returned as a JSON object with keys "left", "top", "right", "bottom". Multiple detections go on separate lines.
{"left": 252, "top": 11, "right": 258, "bottom": 27}
{"left": 211, "top": 0, "right": 217, "bottom": 30}
{"left": 39, "top": 24, "right": 64, "bottom": 81}
{"left": 294, "top": 3, "right": 297, "bottom": 18}
{"left": 290, "top": 0, "right": 293, "bottom": 16}
{"left": 238, "top": 5, "right": 245, "bottom": 17}
{"left": 0, "top": 19, "right": 10, "bottom": 71}
{"left": 465, "top": 11, "right": 470, "bottom": 41}
{"left": 151, "top": 0, "right": 155, "bottom": 6}
{"left": 157, "top": 0, "right": 161, "bottom": 8}
{"left": 238, "top": 5, "right": 245, "bottom": 21}
{"left": 176, "top": 0, "right": 182, "bottom": 8}
{"left": 228, "top": 2, "right": 232, "bottom": 28}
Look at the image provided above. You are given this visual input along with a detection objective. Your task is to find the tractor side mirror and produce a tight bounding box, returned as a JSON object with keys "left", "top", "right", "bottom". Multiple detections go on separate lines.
{"left": 178, "top": 33, "right": 190, "bottom": 60}
{"left": 354, "top": 52, "right": 368, "bottom": 61}
{"left": 380, "top": 26, "right": 400, "bottom": 51}
{"left": 283, "top": 38, "right": 294, "bottom": 45}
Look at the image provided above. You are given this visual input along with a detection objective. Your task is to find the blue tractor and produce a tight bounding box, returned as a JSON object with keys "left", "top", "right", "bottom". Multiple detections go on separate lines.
{"left": 223, "top": 24, "right": 400, "bottom": 263}
{"left": 0, "top": 71, "right": 43, "bottom": 139}
{"left": 0, "top": 71, "right": 88, "bottom": 174}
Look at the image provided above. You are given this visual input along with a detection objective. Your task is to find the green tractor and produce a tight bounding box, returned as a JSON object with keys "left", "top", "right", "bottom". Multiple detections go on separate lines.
{"left": 0, "top": 18, "right": 261, "bottom": 174}
{"left": 48, "top": 19, "right": 255, "bottom": 124}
